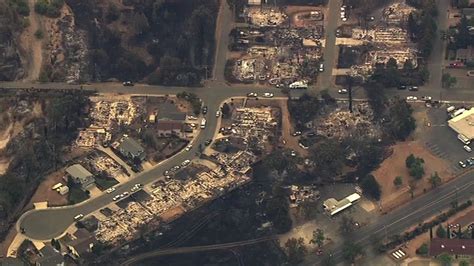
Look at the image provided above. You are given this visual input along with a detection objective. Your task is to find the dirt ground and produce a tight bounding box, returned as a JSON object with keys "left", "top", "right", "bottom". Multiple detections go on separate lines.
{"left": 373, "top": 141, "right": 454, "bottom": 212}
{"left": 160, "top": 205, "right": 186, "bottom": 223}
{"left": 19, "top": 0, "right": 46, "bottom": 81}
{"left": 278, "top": 99, "right": 308, "bottom": 156}
{"left": 25, "top": 169, "right": 68, "bottom": 209}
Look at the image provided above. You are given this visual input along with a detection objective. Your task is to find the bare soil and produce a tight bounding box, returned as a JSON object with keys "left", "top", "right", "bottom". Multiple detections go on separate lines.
{"left": 20, "top": 0, "right": 46, "bottom": 81}
{"left": 373, "top": 141, "right": 454, "bottom": 212}
{"left": 25, "top": 170, "right": 68, "bottom": 209}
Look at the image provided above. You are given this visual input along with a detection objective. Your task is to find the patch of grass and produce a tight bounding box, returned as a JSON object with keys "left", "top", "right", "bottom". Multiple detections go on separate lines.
{"left": 34, "top": 29, "right": 44, "bottom": 39}
{"left": 68, "top": 187, "right": 89, "bottom": 205}
{"left": 95, "top": 177, "right": 119, "bottom": 190}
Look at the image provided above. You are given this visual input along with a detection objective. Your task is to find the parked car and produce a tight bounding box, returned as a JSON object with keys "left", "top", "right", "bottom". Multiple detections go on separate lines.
{"left": 466, "top": 158, "right": 474, "bottom": 166}
{"left": 408, "top": 86, "right": 419, "bottom": 91}
{"left": 406, "top": 96, "right": 417, "bottom": 101}
{"left": 338, "top": 89, "right": 348, "bottom": 94}
{"left": 216, "top": 110, "right": 221, "bottom": 117}
{"left": 205, "top": 139, "right": 212, "bottom": 146}
{"left": 247, "top": 92, "right": 258, "bottom": 97}
{"left": 464, "top": 145, "right": 472, "bottom": 152}
{"left": 106, "top": 187, "right": 116, "bottom": 194}
{"left": 398, "top": 85, "right": 407, "bottom": 90}
{"left": 421, "top": 96, "right": 432, "bottom": 101}
{"left": 263, "top": 92, "right": 274, "bottom": 98}
{"left": 319, "top": 63, "right": 324, "bottom": 72}
{"left": 291, "top": 131, "right": 302, "bottom": 136}
{"left": 185, "top": 145, "right": 193, "bottom": 151}
{"left": 459, "top": 161, "right": 467, "bottom": 168}
{"left": 122, "top": 81, "right": 134, "bottom": 86}
{"left": 181, "top": 160, "right": 191, "bottom": 167}
{"left": 202, "top": 106, "right": 208, "bottom": 114}
{"left": 187, "top": 115, "right": 198, "bottom": 120}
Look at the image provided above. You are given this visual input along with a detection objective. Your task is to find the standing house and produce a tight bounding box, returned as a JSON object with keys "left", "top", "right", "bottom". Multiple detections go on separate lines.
{"left": 429, "top": 238, "right": 474, "bottom": 259}
{"left": 36, "top": 245, "right": 65, "bottom": 266}
{"left": 64, "top": 229, "right": 97, "bottom": 260}
{"left": 65, "top": 164, "right": 95, "bottom": 191}
{"left": 117, "top": 137, "right": 145, "bottom": 161}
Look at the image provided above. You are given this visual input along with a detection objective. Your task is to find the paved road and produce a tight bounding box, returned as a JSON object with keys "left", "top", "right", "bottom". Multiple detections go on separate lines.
{"left": 319, "top": 0, "right": 342, "bottom": 89}
{"left": 424, "top": 0, "right": 450, "bottom": 93}
{"left": 212, "top": 0, "right": 234, "bottom": 82}
{"left": 304, "top": 169, "right": 474, "bottom": 265}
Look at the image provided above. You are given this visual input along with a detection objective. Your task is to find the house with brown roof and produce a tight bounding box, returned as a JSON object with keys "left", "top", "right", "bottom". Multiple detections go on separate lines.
{"left": 429, "top": 238, "right": 474, "bottom": 259}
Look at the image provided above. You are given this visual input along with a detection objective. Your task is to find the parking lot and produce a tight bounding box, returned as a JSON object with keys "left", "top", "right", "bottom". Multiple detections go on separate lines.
{"left": 424, "top": 106, "right": 473, "bottom": 173}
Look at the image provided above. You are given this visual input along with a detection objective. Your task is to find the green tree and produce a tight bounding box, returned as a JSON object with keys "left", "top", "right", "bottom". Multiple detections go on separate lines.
{"left": 221, "top": 102, "right": 231, "bottom": 118}
{"left": 288, "top": 93, "right": 321, "bottom": 129}
{"left": 459, "top": 260, "right": 470, "bottom": 266}
{"left": 284, "top": 237, "right": 307, "bottom": 265}
{"left": 310, "top": 139, "right": 345, "bottom": 182}
{"left": 436, "top": 224, "right": 447, "bottom": 238}
{"left": 409, "top": 162, "right": 425, "bottom": 180}
{"left": 386, "top": 98, "right": 416, "bottom": 140}
{"left": 360, "top": 174, "right": 381, "bottom": 200}
{"left": 442, "top": 73, "right": 457, "bottom": 89}
{"left": 34, "top": 29, "right": 44, "bottom": 39}
{"left": 429, "top": 172, "right": 441, "bottom": 188}
{"left": 437, "top": 253, "right": 452, "bottom": 266}
{"left": 309, "top": 229, "right": 325, "bottom": 247}
{"left": 416, "top": 243, "right": 429, "bottom": 255}
{"left": 393, "top": 176, "right": 403, "bottom": 188}
{"left": 406, "top": 154, "right": 416, "bottom": 168}
{"left": 342, "top": 242, "right": 364, "bottom": 263}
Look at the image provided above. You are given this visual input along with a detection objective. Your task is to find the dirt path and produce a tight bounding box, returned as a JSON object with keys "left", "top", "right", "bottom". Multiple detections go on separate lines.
{"left": 20, "top": 0, "right": 45, "bottom": 81}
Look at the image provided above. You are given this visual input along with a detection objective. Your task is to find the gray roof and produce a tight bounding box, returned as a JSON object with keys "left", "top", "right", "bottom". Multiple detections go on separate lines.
{"left": 157, "top": 102, "right": 186, "bottom": 121}
{"left": 38, "top": 246, "right": 64, "bottom": 265}
{"left": 0, "top": 258, "right": 26, "bottom": 266}
{"left": 66, "top": 164, "right": 93, "bottom": 179}
{"left": 119, "top": 137, "right": 144, "bottom": 155}
{"left": 462, "top": 8, "right": 474, "bottom": 17}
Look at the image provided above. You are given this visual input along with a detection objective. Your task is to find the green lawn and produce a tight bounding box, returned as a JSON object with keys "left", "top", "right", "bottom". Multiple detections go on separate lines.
{"left": 95, "top": 177, "right": 119, "bottom": 190}
{"left": 68, "top": 187, "right": 90, "bottom": 205}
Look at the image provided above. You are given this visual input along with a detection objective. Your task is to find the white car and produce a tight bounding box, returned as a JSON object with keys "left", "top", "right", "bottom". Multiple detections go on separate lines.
{"left": 181, "top": 159, "right": 191, "bottom": 167}
{"left": 406, "top": 96, "right": 417, "bottom": 101}
{"left": 338, "top": 89, "right": 348, "bottom": 94}
{"left": 421, "top": 96, "right": 432, "bottom": 101}
{"left": 464, "top": 145, "right": 472, "bottom": 152}
{"left": 187, "top": 115, "right": 197, "bottom": 120}
{"left": 122, "top": 192, "right": 129, "bottom": 197}
{"left": 106, "top": 187, "right": 116, "bottom": 194}
{"left": 247, "top": 92, "right": 258, "bottom": 97}
{"left": 113, "top": 195, "right": 121, "bottom": 201}
{"left": 342, "top": 17, "right": 348, "bottom": 21}
{"left": 263, "top": 93, "right": 274, "bottom": 98}
{"left": 216, "top": 110, "right": 221, "bottom": 117}
{"left": 185, "top": 145, "right": 193, "bottom": 151}
{"left": 319, "top": 63, "right": 324, "bottom": 72}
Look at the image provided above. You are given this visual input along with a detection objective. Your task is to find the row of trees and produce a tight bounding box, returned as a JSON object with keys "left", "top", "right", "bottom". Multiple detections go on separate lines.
{"left": 407, "top": 0, "right": 438, "bottom": 58}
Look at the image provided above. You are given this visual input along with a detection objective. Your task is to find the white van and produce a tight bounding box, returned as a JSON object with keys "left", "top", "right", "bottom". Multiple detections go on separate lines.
{"left": 446, "top": 106, "right": 456, "bottom": 113}
{"left": 458, "top": 134, "right": 471, "bottom": 145}
{"left": 74, "top": 214, "right": 84, "bottom": 221}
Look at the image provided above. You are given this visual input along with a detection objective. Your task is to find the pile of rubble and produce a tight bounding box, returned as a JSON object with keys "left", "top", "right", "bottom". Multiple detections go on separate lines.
{"left": 245, "top": 7, "right": 287, "bottom": 27}
{"left": 75, "top": 99, "right": 141, "bottom": 147}
{"left": 315, "top": 103, "right": 380, "bottom": 140}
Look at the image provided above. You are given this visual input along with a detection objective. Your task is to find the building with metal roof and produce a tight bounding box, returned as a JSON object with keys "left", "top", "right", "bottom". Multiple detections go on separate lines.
{"left": 65, "top": 164, "right": 95, "bottom": 191}
{"left": 448, "top": 108, "right": 474, "bottom": 140}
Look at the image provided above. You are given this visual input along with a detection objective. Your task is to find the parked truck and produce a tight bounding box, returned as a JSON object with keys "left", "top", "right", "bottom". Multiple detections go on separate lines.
{"left": 200, "top": 118, "right": 207, "bottom": 129}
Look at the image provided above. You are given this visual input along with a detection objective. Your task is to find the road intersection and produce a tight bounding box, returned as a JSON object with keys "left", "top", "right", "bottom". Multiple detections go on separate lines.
{"left": 3, "top": 0, "right": 474, "bottom": 264}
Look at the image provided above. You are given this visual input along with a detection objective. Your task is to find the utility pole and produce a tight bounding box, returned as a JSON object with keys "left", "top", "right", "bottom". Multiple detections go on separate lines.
{"left": 348, "top": 75, "right": 353, "bottom": 113}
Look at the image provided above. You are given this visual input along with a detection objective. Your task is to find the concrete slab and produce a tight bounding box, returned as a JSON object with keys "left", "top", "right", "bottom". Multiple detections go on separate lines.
{"left": 33, "top": 202, "right": 48, "bottom": 210}
{"left": 359, "top": 199, "right": 376, "bottom": 212}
